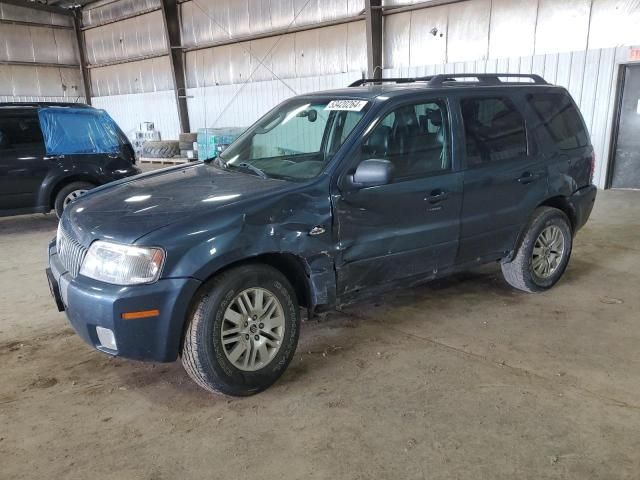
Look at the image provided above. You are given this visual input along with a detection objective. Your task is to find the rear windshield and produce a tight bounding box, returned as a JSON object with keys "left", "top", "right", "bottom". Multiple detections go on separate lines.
{"left": 38, "top": 107, "right": 124, "bottom": 155}
{"left": 527, "top": 93, "right": 589, "bottom": 150}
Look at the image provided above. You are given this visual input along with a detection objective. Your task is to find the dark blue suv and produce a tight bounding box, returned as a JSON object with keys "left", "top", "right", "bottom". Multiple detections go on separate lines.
{"left": 47, "top": 74, "right": 597, "bottom": 396}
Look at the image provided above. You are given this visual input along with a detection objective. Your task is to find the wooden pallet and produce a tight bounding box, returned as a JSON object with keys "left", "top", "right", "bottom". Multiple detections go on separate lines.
{"left": 138, "top": 156, "right": 190, "bottom": 165}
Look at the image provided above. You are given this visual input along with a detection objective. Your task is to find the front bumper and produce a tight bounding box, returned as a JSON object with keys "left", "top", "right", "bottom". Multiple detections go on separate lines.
{"left": 569, "top": 184, "right": 597, "bottom": 231}
{"left": 48, "top": 240, "right": 201, "bottom": 362}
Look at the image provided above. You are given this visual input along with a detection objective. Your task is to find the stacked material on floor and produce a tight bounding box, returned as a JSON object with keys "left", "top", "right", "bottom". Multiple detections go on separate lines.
{"left": 197, "top": 127, "right": 245, "bottom": 160}
{"left": 133, "top": 122, "right": 161, "bottom": 157}
{"left": 179, "top": 133, "right": 198, "bottom": 160}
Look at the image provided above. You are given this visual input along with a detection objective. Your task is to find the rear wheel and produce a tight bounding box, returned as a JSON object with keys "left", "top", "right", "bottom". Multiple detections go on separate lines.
{"left": 54, "top": 181, "right": 94, "bottom": 218}
{"left": 181, "top": 264, "right": 300, "bottom": 396}
{"left": 501, "top": 207, "right": 573, "bottom": 293}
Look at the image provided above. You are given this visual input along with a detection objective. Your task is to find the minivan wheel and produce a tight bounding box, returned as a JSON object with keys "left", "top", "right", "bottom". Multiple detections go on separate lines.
{"left": 181, "top": 264, "right": 300, "bottom": 396}
{"left": 54, "top": 182, "right": 95, "bottom": 218}
{"left": 501, "top": 207, "right": 573, "bottom": 293}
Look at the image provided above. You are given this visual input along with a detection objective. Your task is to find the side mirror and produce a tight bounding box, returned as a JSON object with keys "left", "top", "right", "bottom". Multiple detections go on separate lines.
{"left": 350, "top": 159, "right": 394, "bottom": 188}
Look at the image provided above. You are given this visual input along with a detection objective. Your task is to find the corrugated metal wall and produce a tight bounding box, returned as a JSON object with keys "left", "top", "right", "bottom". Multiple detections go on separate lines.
{"left": 185, "top": 21, "right": 367, "bottom": 87}
{"left": 0, "top": 1, "right": 83, "bottom": 102}
{"left": 180, "top": 0, "right": 365, "bottom": 47}
{"left": 383, "top": 0, "right": 640, "bottom": 66}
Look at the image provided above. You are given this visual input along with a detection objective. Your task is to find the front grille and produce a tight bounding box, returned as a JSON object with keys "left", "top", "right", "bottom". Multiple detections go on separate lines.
{"left": 57, "top": 225, "right": 88, "bottom": 278}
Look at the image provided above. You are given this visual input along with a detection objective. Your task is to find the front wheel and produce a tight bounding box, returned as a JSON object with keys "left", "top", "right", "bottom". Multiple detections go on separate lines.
{"left": 181, "top": 264, "right": 300, "bottom": 396}
{"left": 501, "top": 207, "right": 573, "bottom": 293}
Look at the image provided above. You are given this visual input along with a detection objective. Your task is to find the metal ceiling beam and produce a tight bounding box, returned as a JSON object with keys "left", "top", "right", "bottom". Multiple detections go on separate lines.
{"left": 0, "top": 60, "right": 79, "bottom": 68}
{"left": 365, "top": 0, "right": 383, "bottom": 79}
{"left": 73, "top": 11, "right": 92, "bottom": 104}
{"left": 80, "top": 6, "right": 161, "bottom": 31}
{"left": 161, "top": 0, "right": 190, "bottom": 134}
{"left": 382, "top": 0, "right": 468, "bottom": 16}
{"left": 1, "top": 0, "right": 73, "bottom": 16}
{"left": 0, "top": 18, "right": 73, "bottom": 29}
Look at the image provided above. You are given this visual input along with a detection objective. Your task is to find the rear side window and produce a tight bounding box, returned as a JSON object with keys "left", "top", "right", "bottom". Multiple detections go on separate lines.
{"left": 0, "top": 115, "right": 44, "bottom": 150}
{"left": 527, "top": 93, "right": 589, "bottom": 150}
{"left": 461, "top": 97, "right": 527, "bottom": 167}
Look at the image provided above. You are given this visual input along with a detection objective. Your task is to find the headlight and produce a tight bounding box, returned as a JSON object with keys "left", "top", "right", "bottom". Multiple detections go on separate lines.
{"left": 80, "top": 241, "right": 165, "bottom": 285}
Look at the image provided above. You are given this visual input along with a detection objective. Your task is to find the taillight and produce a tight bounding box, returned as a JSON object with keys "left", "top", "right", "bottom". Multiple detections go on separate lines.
{"left": 590, "top": 152, "right": 596, "bottom": 185}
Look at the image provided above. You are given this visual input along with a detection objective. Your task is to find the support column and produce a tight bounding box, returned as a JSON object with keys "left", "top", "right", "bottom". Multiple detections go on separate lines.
{"left": 365, "top": 0, "right": 383, "bottom": 79}
{"left": 73, "top": 12, "right": 92, "bottom": 105}
{"left": 161, "top": 0, "right": 190, "bottom": 134}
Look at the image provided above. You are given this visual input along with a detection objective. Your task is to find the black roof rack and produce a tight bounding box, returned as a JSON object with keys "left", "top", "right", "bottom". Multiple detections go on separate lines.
{"left": 0, "top": 102, "right": 91, "bottom": 109}
{"left": 350, "top": 73, "right": 548, "bottom": 88}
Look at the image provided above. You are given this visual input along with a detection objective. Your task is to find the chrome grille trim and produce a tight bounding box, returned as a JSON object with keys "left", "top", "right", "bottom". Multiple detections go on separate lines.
{"left": 56, "top": 225, "right": 88, "bottom": 278}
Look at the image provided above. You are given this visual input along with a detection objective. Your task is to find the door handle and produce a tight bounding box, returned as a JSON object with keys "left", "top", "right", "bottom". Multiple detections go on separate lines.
{"left": 427, "top": 189, "right": 449, "bottom": 203}
{"left": 516, "top": 171, "right": 543, "bottom": 185}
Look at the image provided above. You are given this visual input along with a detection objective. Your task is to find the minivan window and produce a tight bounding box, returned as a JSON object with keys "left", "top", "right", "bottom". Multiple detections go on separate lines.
{"left": 527, "top": 93, "right": 589, "bottom": 150}
{"left": 359, "top": 100, "right": 450, "bottom": 180}
{"left": 0, "top": 116, "right": 44, "bottom": 150}
{"left": 220, "top": 98, "right": 369, "bottom": 181}
{"left": 461, "top": 97, "right": 527, "bottom": 167}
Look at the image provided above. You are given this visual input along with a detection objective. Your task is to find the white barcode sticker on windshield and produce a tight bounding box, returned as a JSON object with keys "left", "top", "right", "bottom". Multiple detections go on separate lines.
{"left": 325, "top": 100, "right": 368, "bottom": 111}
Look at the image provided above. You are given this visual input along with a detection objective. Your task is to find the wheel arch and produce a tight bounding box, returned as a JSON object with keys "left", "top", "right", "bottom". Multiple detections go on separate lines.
{"left": 505, "top": 199, "right": 574, "bottom": 263}
{"left": 48, "top": 175, "right": 101, "bottom": 209}
{"left": 194, "top": 252, "right": 314, "bottom": 310}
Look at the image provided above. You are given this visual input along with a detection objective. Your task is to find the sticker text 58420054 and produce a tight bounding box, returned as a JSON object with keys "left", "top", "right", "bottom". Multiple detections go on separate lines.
{"left": 325, "top": 100, "right": 368, "bottom": 112}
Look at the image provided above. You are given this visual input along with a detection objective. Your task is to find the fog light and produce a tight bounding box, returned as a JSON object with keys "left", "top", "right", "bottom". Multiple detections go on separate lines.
{"left": 96, "top": 326, "right": 117, "bottom": 350}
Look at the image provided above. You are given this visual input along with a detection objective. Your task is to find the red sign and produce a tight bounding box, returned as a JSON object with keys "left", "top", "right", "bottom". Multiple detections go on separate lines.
{"left": 630, "top": 48, "right": 640, "bottom": 61}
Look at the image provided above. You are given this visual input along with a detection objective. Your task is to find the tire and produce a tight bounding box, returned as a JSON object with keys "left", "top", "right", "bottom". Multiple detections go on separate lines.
{"left": 142, "top": 140, "right": 179, "bottom": 158}
{"left": 179, "top": 132, "right": 197, "bottom": 143}
{"left": 54, "top": 181, "right": 95, "bottom": 218}
{"left": 181, "top": 264, "right": 300, "bottom": 396}
{"left": 501, "top": 207, "right": 573, "bottom": 293}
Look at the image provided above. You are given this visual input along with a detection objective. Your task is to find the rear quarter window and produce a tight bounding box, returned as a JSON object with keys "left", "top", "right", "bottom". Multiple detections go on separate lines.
{"left": 527, "top": 93, "right": 589, "bottom": 150}
{"left": 0, "top": 115, "right": 44, "bottom": 150}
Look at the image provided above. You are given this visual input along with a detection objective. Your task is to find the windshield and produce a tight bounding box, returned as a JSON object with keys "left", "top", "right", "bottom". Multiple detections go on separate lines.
{"left": 219, "top": 98, "right": 369, "bottom": 181}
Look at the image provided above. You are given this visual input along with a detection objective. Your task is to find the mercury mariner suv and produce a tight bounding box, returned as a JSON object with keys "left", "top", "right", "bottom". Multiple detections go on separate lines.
{"left": 47, "top": 74, "right": 597, "bottom": 396}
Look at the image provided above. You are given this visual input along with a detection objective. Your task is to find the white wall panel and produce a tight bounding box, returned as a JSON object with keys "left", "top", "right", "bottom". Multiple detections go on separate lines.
{"left": 81, "top": 0, "right": 161, "bottom": 28}
{"left": 589, "top": 0, "right": 640, "bottom": 49}
{"left": 0, "top": 23, "right": 78, "bottom": 65}
{"left": 84, "top": 10, "right": 167, "bottom": 66}
{"left": 180, "top": 0, "right": 364, "bottom": 49}
{"left": 384, "top": 12, "right": 411, "bottom": 68}
{"left": 90, "top": 56, "right": 173, "bottom": 96}
{"left": 409, "top": 5, "right": 449, "bottom": 66}
{"left": 0, "top": 65, "right": 82, "bottom": 99}
{"left": 92, "top": 90, "right": 181, "bottom": 140}
{"left": 447, "top": 0, "right": 491, "bottom": 62}
{"left": 489, "top": 0, "right": 537, "bottom": 59}
{"left": 535, "top": 0, "right": 591, "bottom": 54}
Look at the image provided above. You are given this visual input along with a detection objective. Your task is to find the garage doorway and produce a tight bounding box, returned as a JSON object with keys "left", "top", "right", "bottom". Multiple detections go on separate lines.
{"left": 610, "top": 64, "right": 640, "bottom": 189}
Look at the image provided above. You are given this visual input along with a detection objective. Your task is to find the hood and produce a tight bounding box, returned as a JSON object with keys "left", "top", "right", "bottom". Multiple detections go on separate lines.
{"left": 64, "top": 163, "right": 288, "bottom": 245}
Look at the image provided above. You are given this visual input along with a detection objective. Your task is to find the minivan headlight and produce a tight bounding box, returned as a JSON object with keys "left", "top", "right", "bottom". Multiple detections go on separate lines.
{"left": 80, "top": 241, "right": 165, "bottom": 285}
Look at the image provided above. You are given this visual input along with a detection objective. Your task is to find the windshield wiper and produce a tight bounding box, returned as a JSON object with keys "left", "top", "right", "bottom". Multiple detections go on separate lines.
{"left": 228, "top": 162, "right": 268, "bottom": 179}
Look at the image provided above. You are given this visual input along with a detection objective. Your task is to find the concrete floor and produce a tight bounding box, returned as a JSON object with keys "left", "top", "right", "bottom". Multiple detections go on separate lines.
{"left": 1, "top": 189, "right": 639, "bottom": 480}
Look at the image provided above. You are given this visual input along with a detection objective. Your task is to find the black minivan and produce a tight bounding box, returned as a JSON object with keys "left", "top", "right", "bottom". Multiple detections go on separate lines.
{"left": 47, "top": 74, "right": 597, "bottom": 396}
{"left": 0, "top": 103, "right": 139, "bottom": 218}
